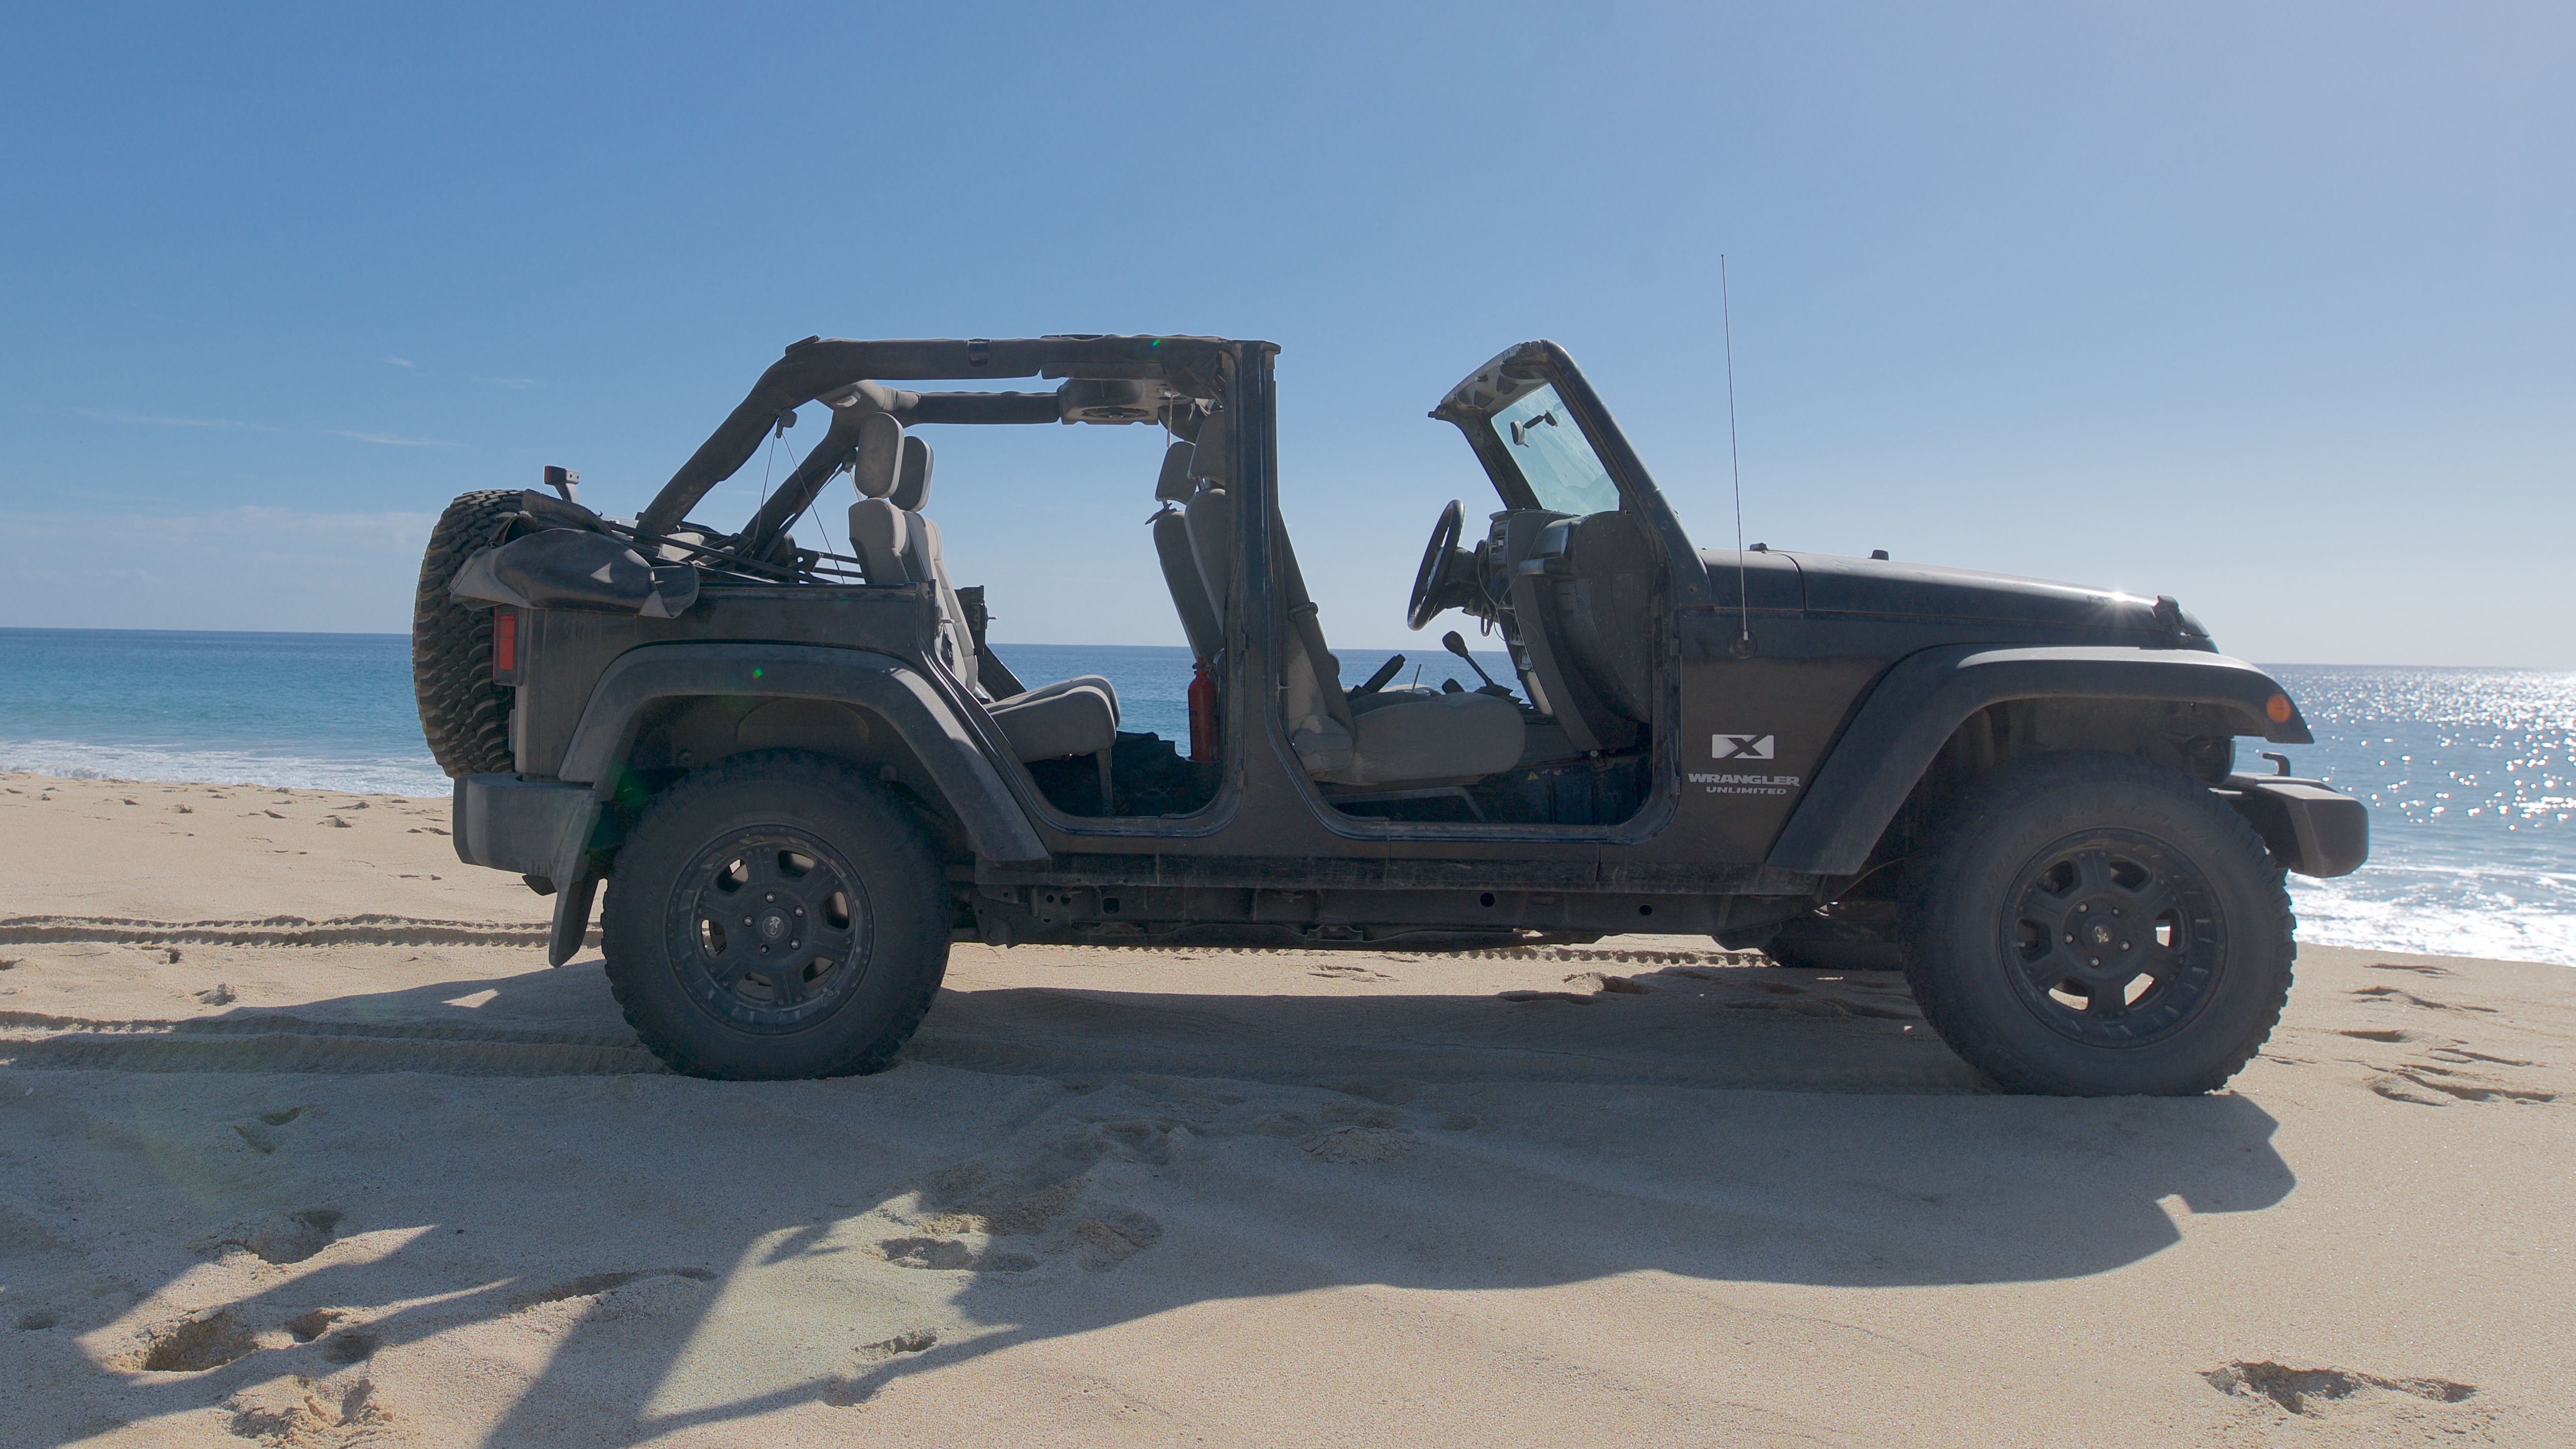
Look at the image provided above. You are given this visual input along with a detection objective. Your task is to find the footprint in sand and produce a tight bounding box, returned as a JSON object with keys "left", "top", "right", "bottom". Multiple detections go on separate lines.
{"left": 857, "top": 1328, "right": 938, "bottom": 1361}
{"left": 198, "top": 1208, "right": 342, "bottom": 1265}
{"left": 2205, "top": 1360, "right": 2477, "bottom": 1418}
{"left": 224, "top": 1375, "right": 390, "bottom": 1441}
{"left": 1301, "top": 1125, "right": 1417, "bottom": 1163}
{"left": 870, "top": 1236, "right": 1039, "bottom": 1272}
{"left": 229, "top": 1107, "right": 309, "bottom": 1154}
{"left": 285, "top": 1309, "right": 342, "bottom": 1342}
{"left": 1068, "top": 1212, "right": 1164, "bottom": 1270}
{"left": 509, "top": 1268, "right": 715, "bottom": 1309}
{"left": 2368, "top": 1067, "right": 2556, "bottom": 1107}
{"left": 129, "top": 1309, "right": 259, "bottom": 1372}
{"left": 820, "top": 1330, "right": 940, "bottom": 1406}
{"left": 316, "top": 1328, "right": 380, "bottom": 1364}
{"left": 2351, "top": 985, "right": 2497, "bottom": 1014}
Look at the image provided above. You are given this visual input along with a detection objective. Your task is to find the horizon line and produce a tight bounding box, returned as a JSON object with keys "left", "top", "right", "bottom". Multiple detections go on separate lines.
{"left": 0, "top": 625, "right": 2558, "bottom": 672}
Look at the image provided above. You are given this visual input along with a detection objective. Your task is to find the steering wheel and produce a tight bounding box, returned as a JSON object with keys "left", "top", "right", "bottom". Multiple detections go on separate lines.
{"left": 1407, "top": 499, "right": 1469, "bottom": 632}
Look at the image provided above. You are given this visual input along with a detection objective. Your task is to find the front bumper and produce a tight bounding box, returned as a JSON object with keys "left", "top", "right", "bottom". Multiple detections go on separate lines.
{"left": 2220, "top": 774, "right": 2369, "bottom": 879}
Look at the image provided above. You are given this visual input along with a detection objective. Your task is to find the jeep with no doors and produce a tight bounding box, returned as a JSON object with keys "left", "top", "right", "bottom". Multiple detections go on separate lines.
{"left": 413, "top": 334, "right": 2366, "bottom": 1094}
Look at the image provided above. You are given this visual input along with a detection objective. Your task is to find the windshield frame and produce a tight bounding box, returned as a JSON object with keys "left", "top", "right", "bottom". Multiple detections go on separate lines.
{"left": 1430, "top": 340, "right": 1714, "bottom": 610}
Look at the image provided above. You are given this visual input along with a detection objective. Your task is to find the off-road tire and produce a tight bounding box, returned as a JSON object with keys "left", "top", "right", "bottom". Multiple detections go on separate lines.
{"left": 1901, "top": 751, "right": 2293, "bottom": 1096}
{"left": 599, "top": 751, "right": 949, "bottom": 1080}
{"left": 412, "top": 490, "right": 521, "bottom": 777}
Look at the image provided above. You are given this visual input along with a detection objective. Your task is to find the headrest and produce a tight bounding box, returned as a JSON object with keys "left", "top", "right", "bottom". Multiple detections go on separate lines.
{"left": 1154, "top": 440, "right": 1197, "bottom": 503}
{"left": 891, "top": 434, "right": 934, "bottom": 511}
{"left": 1190, "top": 406, "right": 1231, "bottom": 486}
{"left": 851, "top": 413, "right": 903, "bottom": 499}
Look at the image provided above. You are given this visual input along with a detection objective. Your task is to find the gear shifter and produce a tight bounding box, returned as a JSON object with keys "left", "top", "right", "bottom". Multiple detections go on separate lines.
{"left": 1443, "top": 631, "right": 1518, "bottom": 700}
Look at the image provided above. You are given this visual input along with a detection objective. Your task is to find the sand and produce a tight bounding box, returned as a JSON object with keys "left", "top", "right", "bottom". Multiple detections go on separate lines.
{"left": 0, "top": 769, "right": 2568, "bottom": 1447}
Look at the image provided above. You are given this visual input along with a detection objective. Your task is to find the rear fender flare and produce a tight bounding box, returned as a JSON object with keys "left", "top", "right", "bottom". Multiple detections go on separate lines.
{"left": 560, "top": 643, "right": 1047, "bottom": 865}
{"left": 1766, "top": 645, "right": 2313, "bottom": 876}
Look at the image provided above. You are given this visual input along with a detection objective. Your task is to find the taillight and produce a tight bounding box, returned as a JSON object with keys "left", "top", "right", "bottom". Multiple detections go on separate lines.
{"left": 493, "top": 609, "right": 517, "bottom": 678}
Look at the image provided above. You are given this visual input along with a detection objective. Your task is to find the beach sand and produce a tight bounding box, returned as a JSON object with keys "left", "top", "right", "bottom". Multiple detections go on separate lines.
{"left": 1, "top": 770, "right": 2567, "bottom": 1446}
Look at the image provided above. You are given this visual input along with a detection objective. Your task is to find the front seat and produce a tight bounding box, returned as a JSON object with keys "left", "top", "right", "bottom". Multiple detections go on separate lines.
{"left": 846, "top": 417, "right": 1119, "bottom": 784}
{"left": 1174, "top": 428, "right": 1524, "bottom": 789}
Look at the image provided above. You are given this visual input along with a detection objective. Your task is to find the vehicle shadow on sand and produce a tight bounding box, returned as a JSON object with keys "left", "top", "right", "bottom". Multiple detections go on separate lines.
{"left": 15, "top": 958, "right": 2296, "bottom": 1444}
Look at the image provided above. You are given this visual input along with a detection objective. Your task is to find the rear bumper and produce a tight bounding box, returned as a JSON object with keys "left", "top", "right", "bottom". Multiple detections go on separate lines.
{"left": 452, "top": 773, "right": 598, "bottom": 879}
{"left": 2220, "top": 774, "right": 2369, "bottom": 879}
{"left": 452, "top": 774, "right": 606, "bottom": 965}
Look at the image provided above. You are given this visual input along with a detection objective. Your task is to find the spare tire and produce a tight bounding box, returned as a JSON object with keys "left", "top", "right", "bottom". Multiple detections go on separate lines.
{"left": 412, "top": 490, "right": 523, "bottom": 778}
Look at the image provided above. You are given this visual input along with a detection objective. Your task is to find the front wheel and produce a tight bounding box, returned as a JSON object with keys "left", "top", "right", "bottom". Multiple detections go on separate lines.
{"left": 1901, "top": 751, "right": 2293, "bottom": 1096}
{"left": 600, "top": 752, "right": 950, "bottom": 1080}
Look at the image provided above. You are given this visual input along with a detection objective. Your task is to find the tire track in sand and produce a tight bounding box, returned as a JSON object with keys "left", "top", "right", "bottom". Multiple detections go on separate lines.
{"left": 0, "top": 914, "right": 561, "bottom": 949}
{"left": 0, "top": 1020, "right": 662, "bottom": 1076}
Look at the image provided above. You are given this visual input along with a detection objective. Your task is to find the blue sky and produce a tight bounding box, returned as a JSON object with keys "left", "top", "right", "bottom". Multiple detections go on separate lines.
{"left": 2, "top": 3, "right": 2568, "bottom": 664}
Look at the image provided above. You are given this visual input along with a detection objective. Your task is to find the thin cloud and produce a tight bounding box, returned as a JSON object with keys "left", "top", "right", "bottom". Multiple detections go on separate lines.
{"left": 79, "top": 408, "right": 458, "bottom": 449}
{"left": 383, "top": 356, "right": 416, "bottom": 369}
{"left": 483, "top": 377, "right": 543, "bottom": 390}
{"left": 322, "top": 429, "right": 457, "bottom": 448}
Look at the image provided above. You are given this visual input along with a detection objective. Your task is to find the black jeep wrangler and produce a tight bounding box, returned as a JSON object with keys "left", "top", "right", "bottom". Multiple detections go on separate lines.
{"left": 413, "top": 334, "right": 2365, "bottom": 1095}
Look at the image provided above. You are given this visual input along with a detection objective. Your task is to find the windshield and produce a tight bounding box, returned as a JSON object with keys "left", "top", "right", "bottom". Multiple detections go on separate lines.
{"left": 1490, "top": 383, "right": 1621, "bottom": 515}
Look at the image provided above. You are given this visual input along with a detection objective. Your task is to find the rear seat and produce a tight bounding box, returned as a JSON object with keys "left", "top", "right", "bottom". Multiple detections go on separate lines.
{"left": 846, "top": 415, "right": 1119, "bottom": 790}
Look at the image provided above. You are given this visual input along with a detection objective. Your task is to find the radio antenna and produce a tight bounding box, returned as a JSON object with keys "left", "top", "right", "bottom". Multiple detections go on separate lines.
{"left": 1720, "top": 254, "right": 1754, "bottom": 657}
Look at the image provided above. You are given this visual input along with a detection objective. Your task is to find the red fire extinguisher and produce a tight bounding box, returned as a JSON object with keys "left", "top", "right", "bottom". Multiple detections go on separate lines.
{"left": 1187, "top": 662, "right": 1216, "bottom": 762}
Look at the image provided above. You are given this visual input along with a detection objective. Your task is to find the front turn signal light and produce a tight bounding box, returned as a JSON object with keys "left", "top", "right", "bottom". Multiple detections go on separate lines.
{"left": 2265, "top": 694, "right": 2293, "bottom": 724}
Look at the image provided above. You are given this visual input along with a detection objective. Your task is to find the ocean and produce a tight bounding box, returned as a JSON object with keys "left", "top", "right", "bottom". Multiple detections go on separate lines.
{"left": 3, "top": 629, "right": 2569, "bottom": 966}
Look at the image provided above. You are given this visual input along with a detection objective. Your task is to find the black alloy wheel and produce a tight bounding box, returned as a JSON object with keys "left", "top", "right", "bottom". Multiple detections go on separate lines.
{"left": 1901, "top": 751, "right": 2293, "bottom": 1096}
{"left": 601, "top": 751, "right": 949, "bottom": 1080}
{"left": 2002, "top": 832, "right": 2221, "bottom": 1046}
{"left": 671, "top": 827, "right": 870, "bottom": 1029}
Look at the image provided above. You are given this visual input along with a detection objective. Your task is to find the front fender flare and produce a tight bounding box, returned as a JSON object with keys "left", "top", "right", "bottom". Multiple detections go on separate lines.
{"left": 1765, "top": 645, "right": 2312, "bottom": 876}
{"left": 560, "top": 642, "right": 1049, "bottom": 865}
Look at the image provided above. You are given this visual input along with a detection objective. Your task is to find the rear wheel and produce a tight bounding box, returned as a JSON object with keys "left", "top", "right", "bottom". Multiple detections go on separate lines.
{"left": 601, "top": 752, "right": 950, "bottom": 1080}
{"left": 1901, "top": 751, "right": 2292, "bottom": 1095}
{"left": 412, "top": 490, "right": 522, "bottom": 777}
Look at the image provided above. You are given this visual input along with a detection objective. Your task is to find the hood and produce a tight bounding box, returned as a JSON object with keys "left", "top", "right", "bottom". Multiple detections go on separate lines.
{"left": 1698, "top": 549, "right": 2212, "bottom": 644}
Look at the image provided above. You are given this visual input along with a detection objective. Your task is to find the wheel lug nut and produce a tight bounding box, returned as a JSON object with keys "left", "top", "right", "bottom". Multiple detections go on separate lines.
{"left": 790, "top": 940, "right": 800, "bottom": 949}
{"left": 759, "top": 945, "right": 770, "bottom": 954}
{"left": 2077, "top": 904, "right": 2089, "bottom": 913}
{"left": 2064, "top": 934, "right": 2076, "bottom": 943}
{"left": 2120, "top": 941, "right": 2131, "bottom": 951}
{"left": 794, "top": 907, "right": 804, "bottom": 917}
{"left": 2089, "top": 957, "right": 2100, "bottom": 966}
{"left": 765, "top": 893, "right": 776, "bottom": 902}
{"left": 743, "top": 916, "right": 753, "bottom": 925}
